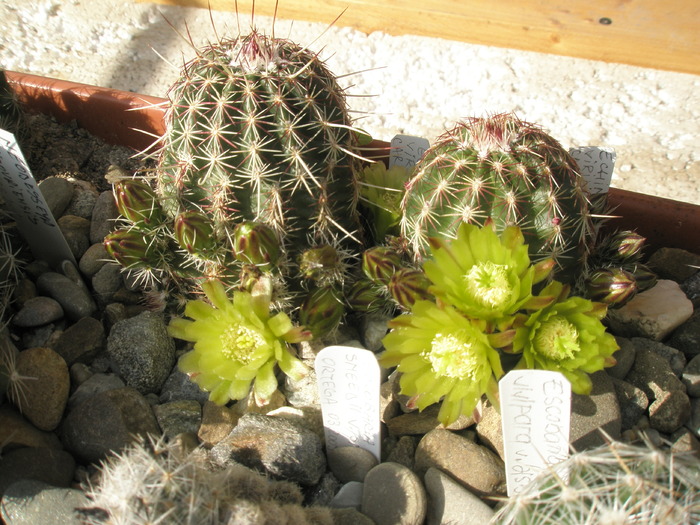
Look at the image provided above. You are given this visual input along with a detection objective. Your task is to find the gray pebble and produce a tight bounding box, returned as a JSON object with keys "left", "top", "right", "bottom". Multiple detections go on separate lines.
{"left": 11, "top": 296, "right": 64, "bottom": 328}
{"left": 36, "top": 271, "right": 96, "bottom": 321}
{"left": 106, "top": 311, "right": 175, "bottom": 394}
{"left": 53, "top": 315, "right": 105, "bottom": 366}
{"left": 0, "top": 480, "right": 87, "bottom": 525}
{"left": 90, "top": 190, "right": 119, "bottom": 244}
{"left": 57, "top": 215, "right": 92, "bottom": 260}
{"left": 153, "top": 399, "right": 202, "bottom": 439}
{"left": 682, "top": 354, "right": 700, "bottom": 397}
{"left": 571, "top": 370, "right": 622, "bottom": 449}
{"left": 362, "top": 462, "right": 427, "bottom": 525}
{"left": 327, "top": 446, "right": 378, "bottom": 483}
{"left": 38, "top": 176, "right": 74, "bottom": 219}
{"left": 78, "top": 242, "right": 109, "bottom": 278}
{"left": 424, "top": 467, "right": 495, "bottom": 525}
{"left": 330, "top": 481, "right": 364, "bottom": 510}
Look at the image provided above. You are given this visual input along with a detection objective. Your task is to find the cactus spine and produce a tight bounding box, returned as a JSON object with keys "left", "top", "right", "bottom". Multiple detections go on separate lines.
{"left": 400, "top": 113, "right": 594, "bottom": 282}
{"left": 106, "top": 29, "right": 366, "bottom": 335}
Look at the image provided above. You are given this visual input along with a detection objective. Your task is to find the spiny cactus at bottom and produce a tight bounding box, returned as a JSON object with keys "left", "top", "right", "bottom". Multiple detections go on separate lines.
{"left": 490, "top": 437, "right": 700, "bottom": 525}
{"left": 105, "top": 27, "right": 367, "bottom": 337}
{"left": 0, "top": 219, "right": 25, "bottom": 328}
{"left": 79, "top": 437, "right": 334, "bottom": 525}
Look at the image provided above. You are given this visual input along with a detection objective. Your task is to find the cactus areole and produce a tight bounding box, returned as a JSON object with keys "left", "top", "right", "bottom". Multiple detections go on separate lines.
{"left": 157, "top": 30, "right": 362, "bottom": 256}
{"left": 400, "top": 114, "right": 594, "bottom": 281}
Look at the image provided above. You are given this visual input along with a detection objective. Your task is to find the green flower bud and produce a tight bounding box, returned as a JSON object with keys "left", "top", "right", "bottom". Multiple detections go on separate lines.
{"left": 232, "top": 222, "right": 280, "bottom": 271}
{"left": 298, "top": 286, "right": 344, "bottom": 337}
{"left": 585, "top": 267, "right": 638, "bottom": 306}
{"left": 104, "top": 229, "right": 158, "bottom": 268}
{"left": 174, "top": 211, "right": 217, "bottom": 255}
{"left": 298, "top": 245, "right": 341, "bottom": 284}
{"left": 113, "top": 179, "right": 163, "bottom": 226}
{"left": 346, "top": 278, "right": 390, "bottom": 314}
{"left": 388, "top": 268, "right": 433, "bottom": 309}
{"left": 362, "top": 246, "right": 404, "bottom": 285}
{"left": 604, "top": 230, "right": 646, "bottom": 262}
{"left": 632, "top": 264, "right": 658, "bottom": 293}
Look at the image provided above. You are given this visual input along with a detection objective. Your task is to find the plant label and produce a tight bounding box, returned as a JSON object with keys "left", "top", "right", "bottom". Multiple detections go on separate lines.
{"left": 390, "top": 134, "right": 430, "bottom": 169}
{"left": 499, "top": 369, "right": 571, "bottom": 496}
{"left": 0, "top": 129, "right": 76, "bottom": 267}
{"left": 315, "top": 345, "right": 381, "bottom": 461}
{"left": 569, "top": 146, "right": 616, "bottom": 195}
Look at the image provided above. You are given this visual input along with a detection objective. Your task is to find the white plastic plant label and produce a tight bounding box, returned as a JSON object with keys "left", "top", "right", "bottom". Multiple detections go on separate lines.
{"left": 389, "top": 134, "right": 430, "bottom": 169}
{"left": 315, "top": 345, "right": 381, "bottom": 461}
{"left": 0, "top": 129, "right": 75, "bottom": 268}
{"left": 569, "top": 146, "right": 616, "bottom": 195}
{"left": 499, "top": 369, "right": 572, "bottom": 496}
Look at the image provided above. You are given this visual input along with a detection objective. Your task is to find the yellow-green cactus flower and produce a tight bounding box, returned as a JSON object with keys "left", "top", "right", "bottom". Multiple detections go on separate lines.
{"left": 513, "top": 281, "right": 618, "bottom": 394}
{"left": 380, "top": 300, "right": 513, "bottom": 426}
{"left": 424, "top": 223, "right": 554, "bottom": 321}
{"left": 168, "top": 278, "right": 310, "bottom": 406}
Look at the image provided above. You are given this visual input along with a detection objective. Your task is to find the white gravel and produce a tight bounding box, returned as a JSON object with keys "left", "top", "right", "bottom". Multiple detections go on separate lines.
{"left": 2, "top": 0, "right": 698, "bottom": 204}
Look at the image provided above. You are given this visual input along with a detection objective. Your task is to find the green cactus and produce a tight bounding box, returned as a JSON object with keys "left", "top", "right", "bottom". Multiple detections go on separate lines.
{"left": 80, "top": 436, "right": 335, "bottom": 525}
{"left": 491, "top": 436, "right": 700, "bottom": 524}
{"left": 106, "top": 29, "right": 367, "bottom": 336}
{"left": 400, "top": 113, "right": 594, "bottom": 283}
{"left": 0, "top": 219, "right": 25, "bottom": 329}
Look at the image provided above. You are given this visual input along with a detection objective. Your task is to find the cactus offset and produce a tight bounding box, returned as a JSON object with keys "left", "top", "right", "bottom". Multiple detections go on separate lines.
{"left": 106, "top": 29, "right": 367, "bottom": 335}
{"left": 400, "top": 113, "right": 594, "bottom": 283}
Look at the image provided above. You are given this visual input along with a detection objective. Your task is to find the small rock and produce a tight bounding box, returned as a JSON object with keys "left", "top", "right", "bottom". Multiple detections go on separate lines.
{"left": 683, "top": 354, "right": 700, "bottom": 397}
{"left": 687, "top": 398, "right": 700, "bottom": 435}
{"left": 360, "top": 312, "right": 392, "bottom": 352}
{"left": 11, "top": 296, "right": 64, "bottom": 328}
{"left": 306, "top": 471, "right": 342, "bottom": 507}
{"left": 38, "top": 176, "right": 74, "bottom": 219}
{"left": 606, "top": 336, "right": 636, "bottom": 380}
{"left": 647, "top": 247, "right": 700, "bottom": 282}
{"left": 648, "top": 389, "right": 691, "bottom": 434}
{"left": 385, "top": 435, "right": 417, "bottom": 470}
{"left": 67, "top": 372, "right": 125, "bottom": 410}
{"left": 386, "top": 404, "right": 474, "bottom": 436}
{"left": 330, "top": 481, "right": 364, "bottom": 510}
{"left": 210, "top": 413, "right": 326, "bottom": 486}
{"left": 15, "top": 346, "right": 70, "bottom": 431}
{"left": 626, "top": 346, "right": 687, "bottom": 399}
{"left": 0, "top": 479, "right": 88, "bottom": 525}
{"left": 610, "top": 377, "right": 649, "bottom": 431}
{"left": 424, "top": 467, "right": 495, "bottom": 525}
{"left": 78, "top": 242, "right": 109, "bottom": 278}
{"left": 57, "top": 215, "right": 91, "bottom": 260}
{"left": 53, "top": 316, "right": 105, "bottom": 366}
{"left": 91, "top": 262, "right": 123, "bottom": 307}
{"left": 607, "top": 280, "right": 693, "bottom": 341}
{"left": 90, "top": 190, "right": 119, "bottom": 244}
{"left": 327, "top": 446, "right": 378, "bottom": 483}
{"left": 106, "top": 311, "right": 176, "bottom": 394}
{"left": 36, "top": 272, "right": 96, "bottom": 321}
{"left": 198, "top": 401, "right": 237, "bottom": 447}
{"left": 667, "top": 310, "right": 700, "bottom": 360}
{"left": 0, "top": 406, "right": 63, "bottom": 451}
{"left": 475, "top": 400, "right": 504, "bottom": 458}
{"left": 414, "top": 428, "right": 506, "bottom": 497}
{"left": 630, "top": 337, "right": 686, "bottom": 377}
{"left": 64, "top": 178, "right": 98, "bottom": 219}
{"left": 571, "top": 370, "right": 622, "bottom": 450}
{"left": 330, "top": 507, "right": 376, "bottom": 525}
{"left": 159, "top": 366, "right": 210, "bottom": 404}
{"left": 681, "top": 271, "right": 700, "bottom": 307}
{"left": 362, "top": 462, "right": 427, "bottom": 525}
{"left": 61, "top": 386, "right": 160, "bottom": 463}
{"left": 670, "top": 427, "right": 700, "bottom": 455}
{"left": 0, "top": 448, "right": 75, "bottom": 497}
{"left": 153, "top": 399, "right": 202, "bottom": 439}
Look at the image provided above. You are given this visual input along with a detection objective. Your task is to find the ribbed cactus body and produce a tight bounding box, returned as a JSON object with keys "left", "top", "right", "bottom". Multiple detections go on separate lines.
{"left": 157, "top": 31, "right": 361, "bottom": 253}
{"left": 400, "top": 114, "right": 593, "bottom": 281}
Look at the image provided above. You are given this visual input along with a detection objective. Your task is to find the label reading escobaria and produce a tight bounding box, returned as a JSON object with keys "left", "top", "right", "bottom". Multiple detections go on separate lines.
{"left": 389, "top": 134, "right": 430, "bottom": 169}
{"left": 499, "top": 369, "right": 572, "bottom": 496}
{"left": 315, "top": 345, "right": 381, "bottom": 461}
{"left": 569, "top": 146, "right": 616, "bottom": 195}
{"left": 0, "top": 129, "right": 76, "bottom": 267}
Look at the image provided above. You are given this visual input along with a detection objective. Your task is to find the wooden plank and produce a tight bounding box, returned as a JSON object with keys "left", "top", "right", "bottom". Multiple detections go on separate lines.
{"left": 138, "top": 0, "right": 700, "bottom": 76}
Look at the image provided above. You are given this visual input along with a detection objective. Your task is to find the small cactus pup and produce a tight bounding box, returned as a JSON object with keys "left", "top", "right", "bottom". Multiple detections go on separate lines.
{"left": 168, "top": 277, "right": 309, "bottom": 406}
{"left": 491, "top": 437, "right": 700, "bottom": 525}
{"left": 400, "top": 113, "right": 594, "bottom": 284}
{"left": 106, "top": 27, "right": 368, "bottom": 336}
{"left": 379, "top": 222, "right": 618, "bottom": 426}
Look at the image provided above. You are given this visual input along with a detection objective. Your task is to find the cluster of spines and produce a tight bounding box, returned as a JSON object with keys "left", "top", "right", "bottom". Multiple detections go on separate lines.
{"left": 492, "top": 437, "right": 700, "bottom": 524}
{"left": 79, "top": 436, "right": 334, "bottom": 525}
{"left": 400, "top": 113, "right": 594, "bottom": 282}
